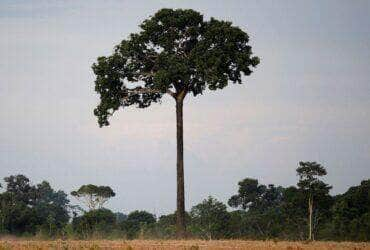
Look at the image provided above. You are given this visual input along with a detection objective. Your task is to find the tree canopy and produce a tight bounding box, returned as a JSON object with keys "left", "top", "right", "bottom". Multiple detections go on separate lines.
{"left": 92, "top": 8, "right": 260, "bottom": 126}
{"left": 0, "top": 175, "right": 69, "bottom": 235}
{"left": 296, "top": 161, "right": 332, "bottom": 240}
{"left": 71, "top": 184, "right": 115, "bottom": 210}
{"left": 228, "top": 178, "right": 283, "bottom": 212}
{"left": 190, "top": 196, "right": 230, "bottom": 240}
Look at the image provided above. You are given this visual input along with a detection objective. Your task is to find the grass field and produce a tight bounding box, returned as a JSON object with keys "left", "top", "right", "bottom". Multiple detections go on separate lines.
{"left": 0, "top": 240, "right": 369, "bottom": 250}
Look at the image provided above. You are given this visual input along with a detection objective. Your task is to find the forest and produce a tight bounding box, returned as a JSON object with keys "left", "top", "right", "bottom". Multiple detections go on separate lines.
{"left": 0, "top": 162, "right": 369, "bottom": 241}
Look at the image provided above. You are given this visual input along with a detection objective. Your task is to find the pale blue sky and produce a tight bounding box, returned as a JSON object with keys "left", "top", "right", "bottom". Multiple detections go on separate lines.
{"left": 1, "top": 0, "right": 369, "bottom": 215}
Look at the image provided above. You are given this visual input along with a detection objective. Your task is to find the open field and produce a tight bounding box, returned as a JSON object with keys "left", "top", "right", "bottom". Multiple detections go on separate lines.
{"left": 0, "top": 240, "right": 369, "bottom": 250}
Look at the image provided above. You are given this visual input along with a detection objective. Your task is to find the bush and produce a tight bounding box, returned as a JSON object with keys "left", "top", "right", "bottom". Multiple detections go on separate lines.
{"left": 72, "top": 208, "right": 116, "bottom": 238}
{"left": 119, "top": 210, "right": 156, "bottom": 239}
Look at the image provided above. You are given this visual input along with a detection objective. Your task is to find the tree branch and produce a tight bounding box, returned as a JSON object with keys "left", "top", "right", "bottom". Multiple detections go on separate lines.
{"left": 124, "top": 87, "right": 176, "bottom": 98}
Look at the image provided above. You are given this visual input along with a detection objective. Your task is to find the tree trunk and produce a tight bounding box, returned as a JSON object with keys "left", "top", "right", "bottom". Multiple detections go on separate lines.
{"left": 176, "top": 98, "right": 186, "bottom": 238}
{"left": 308, "top": 196, "right": 313, "bottom": 241}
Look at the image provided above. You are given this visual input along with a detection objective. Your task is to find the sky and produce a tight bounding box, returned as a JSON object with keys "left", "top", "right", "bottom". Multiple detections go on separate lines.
{"left": 0, "top": 0, "right": 369, "bottom": 216}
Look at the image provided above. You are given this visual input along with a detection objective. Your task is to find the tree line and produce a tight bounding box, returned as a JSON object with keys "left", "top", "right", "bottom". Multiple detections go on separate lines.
{"left": 0, "top": 162, "right": 369, "bottom": 241}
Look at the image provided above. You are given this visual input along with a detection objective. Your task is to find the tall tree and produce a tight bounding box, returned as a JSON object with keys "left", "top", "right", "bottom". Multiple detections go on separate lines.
{"left": 92, "top": 8, "right": 259, "bottom": 237}
{"left": 71, "top": 184, "right": 115, "bottom": 210}
{"left": 296, "top": 161, "right": 331, "bottom": 241}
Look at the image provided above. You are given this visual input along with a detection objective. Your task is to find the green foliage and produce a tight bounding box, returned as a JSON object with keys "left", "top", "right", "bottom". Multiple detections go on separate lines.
{"left": 0, "top": 172, "right": 369, "bottom": 241}
{"left": 279, "top": 186, "right": 307, "bottom": 239}
{"left": 119, "top": 210, "right": 156, "bottom": 239}
{"left": 296, "top": 162, "right": 332, "bottom": 240}
{"left": 33, "top": 181, "right": 70, "bottom": 236}
{"left": 92, "top": 8, "right": 259, "bottom": 126}
{"left": 189, "top": 196, "right": 230, "bottom": 239}
{"left": 0, "top": 175, "right": 69, "bottom": 236}
{"left": 296, "top": 161, "right": 331, "bottom": 195}
{"left": 115, "top": 212, "right": 128, "bottom": 223}
{"left": 228, "top": 179, "right": 287, "bottom": 239}
{"left": 155, "top": 213, "right": 177, "bottom": 238}
{"left": 228, "top": 178, "right": 263, "bottom": 210}
{"left": 228, "top": 178, "right": 284, "bottom": 212}
{"left": 330, "top": 180, "right": 370, "bottom": 241}
{"left": 72, "top": 208, "right": 116, "bottom": 238}
{"left": 227, "top": 210, "right": 249, "bottom": 238}
{"left": 153, "top": 212, "right": 191, "bottom": 239}
{"left": 71, "top": 184, "right": 115, "bottom": 210}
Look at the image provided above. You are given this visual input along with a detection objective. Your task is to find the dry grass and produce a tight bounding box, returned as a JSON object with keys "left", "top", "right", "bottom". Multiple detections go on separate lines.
{"left": 0, "top": 240, "right": 369, "bottom": 250}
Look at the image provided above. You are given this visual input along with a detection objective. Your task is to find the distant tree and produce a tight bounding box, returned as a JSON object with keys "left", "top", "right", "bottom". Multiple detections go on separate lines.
{"left": 0, "top": 175, "right": 70, "bottom": 235}
{"left": 280, "top": 186, "right": 307, "bottom": 239}
{"left": 156, "top": 212, "right": 193, "bottom": 239}
{"left": 115, "top": 212, "right": 128, "bottom": 223}
{"left": 228, "top": 178, "right": 265, "bottom": 210}
{"left": 190, "top": 196, "right": 230, "bottom": 240}
{"left": 0, "top": 191, "right": 33, "bottom": 234}
{"left": 33, "top": 181, "right": 70, "bottom": 235}
{"left": 156, "top": 213, "right": 177, "bottom": 238}
{"left": 228, "top": 178, "right": 285, "bottom": 238}
{"left": 92, "top": 8, "right": 260, "bottom": 237}
{"left": 72, "top": 208, "right": 116, "bottom": 238}
{"left": 331, "top": 179, "right": 370, "bottom": 241}
{"left": 71, "top": 184, "right": 115, "bottom": 210}
{"left": 120, "top": 210, "right": 156, "bottom": 238}
{"left": 69, "top": 204, "right": 84, "bottom": 219}
{"left": 228, "top": 178, "right": 283, "bottom": 212}
{"left": 156, "top": 212, "right": 192, "bottom": 239}
{"left": 227, "top": 210, "right": 249, "bottom": 238}
{"left": 296, "top": 161, "right": 331, "bottom": 241}
{"left": 3, "top": 175, "right": 36, "bottom": 204}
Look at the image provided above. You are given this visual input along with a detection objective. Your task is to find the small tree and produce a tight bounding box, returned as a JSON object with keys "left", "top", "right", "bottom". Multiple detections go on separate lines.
{"left": 71, "top": 184, "right": 115, "bottom": 210}
{"left": 228, "top": 178, "right": 266, "bottom": 210}
{"left": 228, "top": 178, "right": 284, "bottom": 238}
{"left": 92, "top": 8, "right": 259, "bottom": 237}
{"left": 72, "top": 208, "right": 116, "bottom": 238}
{"left": 296, "top": 161, "right": 331, "bottom": 240}
{"left": 120, "top": 210, "right": 156, "bottom": 239}
{"left": 331, "top": 179, "right": 370, "bottom": 241}
{"left": 190, "top": 196, "right": 230, "bottom": 240}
